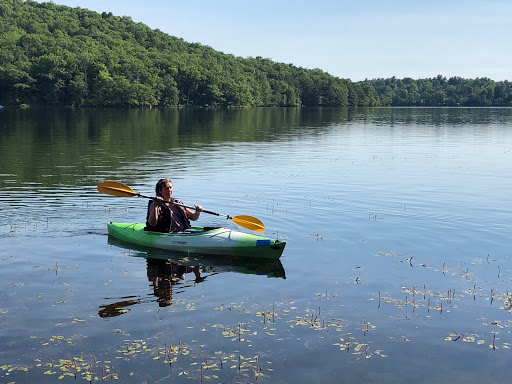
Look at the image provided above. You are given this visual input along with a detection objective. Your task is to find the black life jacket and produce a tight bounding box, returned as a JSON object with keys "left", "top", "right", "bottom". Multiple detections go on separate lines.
{"left": 144, "top": 200, "right": 191, "bottom": 233}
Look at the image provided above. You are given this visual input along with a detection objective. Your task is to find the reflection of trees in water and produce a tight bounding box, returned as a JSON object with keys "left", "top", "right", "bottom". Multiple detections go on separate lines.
{"left": 146, "top": 258, "right": 205, "bottom": 307}
{"left": 98, "top": 258, "right": 206, "bottom": 318}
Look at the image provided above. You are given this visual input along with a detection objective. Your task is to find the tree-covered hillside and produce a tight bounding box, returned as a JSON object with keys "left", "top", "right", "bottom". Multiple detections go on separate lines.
{"left": 0, "top": 0, "right": 511, "bottom": 108}
{"left": 0, "top": 0, "right": 380, "bottom": 107}
{"left": 367, "top": 76, "right": 512, "bottom": 107}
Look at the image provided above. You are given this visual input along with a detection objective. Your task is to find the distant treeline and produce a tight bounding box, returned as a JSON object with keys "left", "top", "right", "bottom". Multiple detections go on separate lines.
{"left": 367, "top": 76, "right": 512, "bottom": 107}
{"left": 0, "top": 0, "right": 511, "bottom": 108}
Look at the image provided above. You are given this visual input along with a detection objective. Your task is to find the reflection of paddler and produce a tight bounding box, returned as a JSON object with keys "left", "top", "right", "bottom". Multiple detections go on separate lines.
{"left": 146, "top": 258, "right": 204, "bottom": 307}
{"left": 98, "top": 260, "right": 204, "bottom": 318}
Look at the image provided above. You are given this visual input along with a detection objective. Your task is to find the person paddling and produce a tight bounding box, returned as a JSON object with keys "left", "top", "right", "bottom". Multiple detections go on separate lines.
{"left": 145, "top": 178, "right": 203, "bottom": 233}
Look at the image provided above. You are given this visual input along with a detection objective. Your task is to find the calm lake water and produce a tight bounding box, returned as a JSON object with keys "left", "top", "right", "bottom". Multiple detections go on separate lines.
{"left": 1, "top": 107, "right": 511, "bottom": 383}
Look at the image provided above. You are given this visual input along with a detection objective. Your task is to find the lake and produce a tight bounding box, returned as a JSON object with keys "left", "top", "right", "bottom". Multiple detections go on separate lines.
{"left": 1, "top": 107, "right": 511, "bottom": 383}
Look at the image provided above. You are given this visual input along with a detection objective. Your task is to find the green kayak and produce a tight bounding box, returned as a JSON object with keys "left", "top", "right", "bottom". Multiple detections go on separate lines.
{"left": 107, "top": 223, "right": 286, "bottom": 259}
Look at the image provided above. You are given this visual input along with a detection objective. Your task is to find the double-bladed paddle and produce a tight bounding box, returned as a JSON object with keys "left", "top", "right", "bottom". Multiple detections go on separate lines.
{"left": 97, "top": 180, "right": 265, "bottom": 233}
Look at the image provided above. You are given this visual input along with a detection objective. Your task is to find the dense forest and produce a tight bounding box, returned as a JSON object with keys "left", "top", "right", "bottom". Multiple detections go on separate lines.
{"left": 367, "top": 76, "right": 512, "bottom": 107}
{"left": 0, "top": 0, "right": 511, "bottom": 108}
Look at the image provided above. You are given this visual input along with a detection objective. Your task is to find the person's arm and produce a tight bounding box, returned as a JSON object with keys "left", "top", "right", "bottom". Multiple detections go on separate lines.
{"left": 186, "top": 205, "right": 203, "bottom": 221}
{"left": 147, "top": 199, "right": 162, "bottom": 226}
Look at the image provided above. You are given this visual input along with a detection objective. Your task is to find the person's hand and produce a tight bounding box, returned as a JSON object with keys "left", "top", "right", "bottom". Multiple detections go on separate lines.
{"left": 194, "top": 204, "right": 204, "bottom": 212}
{"left": 154, "top": 196, "right": 164, "bottom": 205}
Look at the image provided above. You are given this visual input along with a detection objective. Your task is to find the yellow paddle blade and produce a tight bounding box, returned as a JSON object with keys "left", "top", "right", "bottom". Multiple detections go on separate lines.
{"left": 232, "top": 215, "right": 265, "bottom": 233}
{"left": 97, "top": 181, "right": 137, "bottom": 197}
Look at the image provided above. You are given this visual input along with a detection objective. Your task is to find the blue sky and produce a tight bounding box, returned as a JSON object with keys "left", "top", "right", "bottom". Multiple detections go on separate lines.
{"left": 49, "top": 0, "right": 511, "bottom": 81}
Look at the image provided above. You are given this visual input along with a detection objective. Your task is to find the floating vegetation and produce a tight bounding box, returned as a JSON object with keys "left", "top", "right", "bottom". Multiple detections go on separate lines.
{"left": 9, "top": 221, "right": 41, "bottom": 232}
{"left": 445, "top": 331, "right": 511, "bottom": 350}
{"left": 376, "top": 251, "right": 405, "bottom": 258}
{"left": 1, "top": 293, "right": 392, "bottom": 382}
{"left": 1, "top": 356, "right": 119, "bottom": 381}
{"left": 311, "top": 233, "right": 331, "bottom": 241}
{"left": 36, "top": 334, "right": 75, "bottom": 346}
{"left": 333, "top": 335, "right": 374, "bottom": 359}
{"left": 369, "top": 249, "right": 512, "bottom": 358}
{"left": 483, "top": 319, "right": 512, "bottom": 329}
{"left": 501, "top": 292, "right": 512, "bottom": 312}
{"left": 1, "top": 332, "right": 277, "bottom": 382}
{"left": 2, "top": 244, "right": 511, "bottom": 382}
{"left": 445, "top": 331, "right": 486, "bottom": 344}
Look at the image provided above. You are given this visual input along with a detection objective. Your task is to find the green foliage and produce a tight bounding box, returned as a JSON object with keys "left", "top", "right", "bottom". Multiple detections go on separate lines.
{"left": 0, "top": 0, "right": 376, "bottom": 107}
{"left": 367, "top": 76, "right": 512, "bottom": 107}
{"left": 0, "top": 0, "right": 510, "bottom": 107}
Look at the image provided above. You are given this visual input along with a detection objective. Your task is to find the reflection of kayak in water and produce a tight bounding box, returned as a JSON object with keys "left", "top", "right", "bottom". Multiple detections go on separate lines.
{"left": 107, "top": 222, "right": 286, "bottom": 259}
{"left": 98, "top": 253, "right": 286, "bottom": 318}
{"left": 107, "top": 235, "right": 286, "bottom": 279}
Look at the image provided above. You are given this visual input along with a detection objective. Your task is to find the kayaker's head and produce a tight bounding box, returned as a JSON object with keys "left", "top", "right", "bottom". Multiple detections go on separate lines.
{"left": 156, "top": 178, "right": 173, "bottom": 200}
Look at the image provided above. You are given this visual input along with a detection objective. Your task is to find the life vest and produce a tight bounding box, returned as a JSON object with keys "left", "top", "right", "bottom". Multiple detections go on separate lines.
{"left": 144, "top": 200, "right": 191, "bottom": 233}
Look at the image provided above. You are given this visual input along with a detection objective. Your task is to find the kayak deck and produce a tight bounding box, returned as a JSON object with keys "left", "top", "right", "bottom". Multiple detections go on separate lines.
{"left": 107, "top": 223, "right": 286, "bottom": 259}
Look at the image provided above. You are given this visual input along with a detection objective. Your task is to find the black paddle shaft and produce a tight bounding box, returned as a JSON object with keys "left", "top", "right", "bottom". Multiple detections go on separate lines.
{"left": 137, "top": 193, "right": 231, "bottom": 219}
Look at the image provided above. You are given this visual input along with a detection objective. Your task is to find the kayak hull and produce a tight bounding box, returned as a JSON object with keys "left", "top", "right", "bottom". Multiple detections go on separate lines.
{"left": 107, "top": 223, "right": 286, "bottom": 259}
